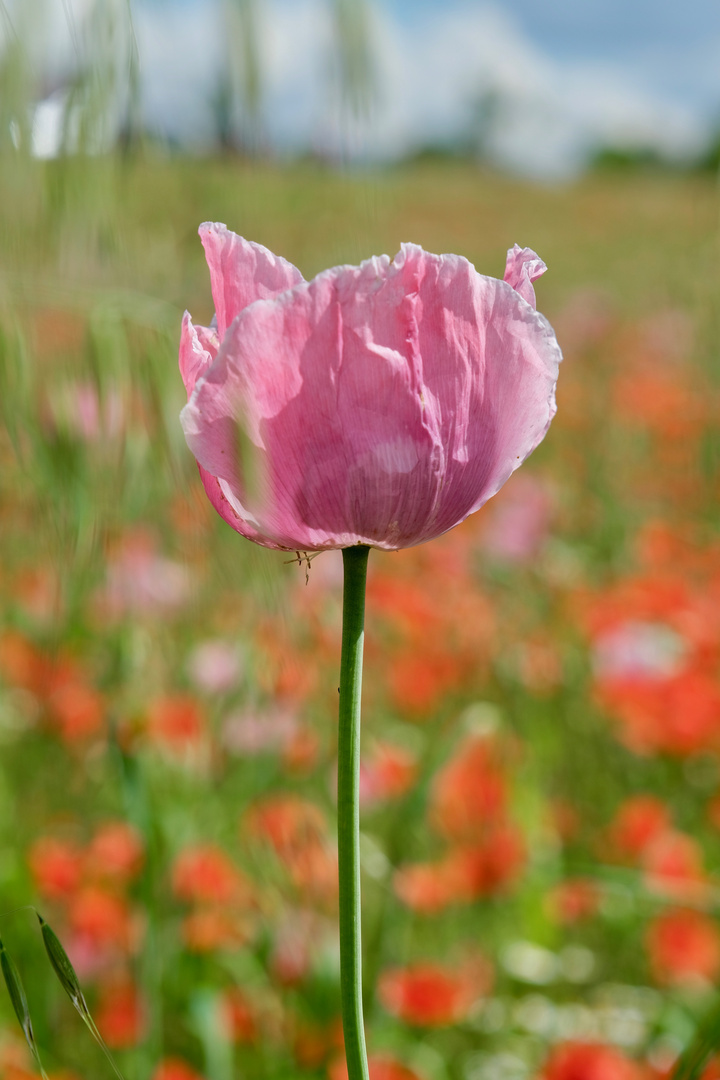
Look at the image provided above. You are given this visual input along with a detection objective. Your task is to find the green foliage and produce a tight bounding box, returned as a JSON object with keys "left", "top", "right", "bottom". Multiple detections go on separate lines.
{"left": 0, "top": 76, "right": 718, "bottom": 1078}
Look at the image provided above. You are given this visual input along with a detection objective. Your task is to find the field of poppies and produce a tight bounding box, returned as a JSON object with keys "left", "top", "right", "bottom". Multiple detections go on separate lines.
{"left": 0, "top": 150, "right": 719, "bottom": 1080}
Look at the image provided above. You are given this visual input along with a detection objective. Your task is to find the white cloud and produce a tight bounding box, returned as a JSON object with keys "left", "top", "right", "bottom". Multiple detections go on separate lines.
{"left": 5, "top": 0, "right": 713, "bottom": 176}
{"left": 133, "top": 0, "right": 224, "bottom": 146}
{"left": 361, "top": 2, "right": 708, "bottom": 175}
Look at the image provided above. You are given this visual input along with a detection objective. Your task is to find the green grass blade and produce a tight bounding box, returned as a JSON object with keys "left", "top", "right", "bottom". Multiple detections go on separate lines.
{"left": 671, "top": 997, "right": 720, "bottom": 1080}
{"left": 37, "top": 914, "right": 126, "bottom": 1080}
{"left": 0, "top": 935, "right": 49, "bottom": 1079}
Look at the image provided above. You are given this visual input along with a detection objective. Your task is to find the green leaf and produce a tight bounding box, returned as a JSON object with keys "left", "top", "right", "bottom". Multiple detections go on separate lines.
{"left": 671, "top": 996, "right": 720, "bottom": 1080}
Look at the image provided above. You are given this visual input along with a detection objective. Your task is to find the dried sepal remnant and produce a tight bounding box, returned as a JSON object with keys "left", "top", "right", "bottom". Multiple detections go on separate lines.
{"left": 284, "top": 550, "right": 321, "bottom": 584}
{"left": 179, "top": 224, "right": 561, "bottom": 553}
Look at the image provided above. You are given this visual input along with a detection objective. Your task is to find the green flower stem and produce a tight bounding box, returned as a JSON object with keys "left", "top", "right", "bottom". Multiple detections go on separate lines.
{"left": 338, "top": 544, "right": 371, "bottom": 1080}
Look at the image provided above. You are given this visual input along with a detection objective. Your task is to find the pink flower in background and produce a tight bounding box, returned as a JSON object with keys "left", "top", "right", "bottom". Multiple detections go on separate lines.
{"left": 179, "top": 224, "right": 561, "bottom": 551}
{"left": 641, "top": 829, "right": 708, "bottom": 902}
{"left": 45, "top": 380, "right": 125, "bottom": 443}
{"left": 221, "top": 705, "right": 298, "bottom": 755}
{"left": 358, "top": 741, "right": 418, "bottom": 807}
{"left": 187, "top": 639, "right": 243, "bottom": 694}
{"left": 270, "top": 910, "right": 334, "bottom": 985}
{"left": 592, "top": 620, "right": 687, "bottom": 681}
{"left": 480, "top": 474, "right": 554, "bottom": 563}
{"left": 87, "top": 821, "right": 144, "bottom": 885}
{"left": 97, "top": 529, "right": 191, "bottom": 618}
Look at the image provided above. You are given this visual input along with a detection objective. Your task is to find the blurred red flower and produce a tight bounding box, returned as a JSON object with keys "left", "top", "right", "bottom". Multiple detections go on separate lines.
{"left": 0, "top": 632, "right": 105, "bottom": 742}
{"left": 291, "top": 1016, "right": 344, "bottom": 1068}
{"left": 244, "top": 795, "right": 337, "bottom": 903}
{"left": 393, "top": 833, "right": 523, "bottom": 911}
{"left": 220, "top": 987, "right": 258, "bottom": 1043}
{"left": 393, "top": 860, "right": 460, "bottom": 914}
{"left": 546, "top": 878, "right": 601, "bottom": 924}
{"left": 641, "top": 830, "right": 708, "bottom": 902}
{"left": 597, "top": 670, "right": 720, "bottom": 757}
{"left": 395, "top": 731, "right": 525, "bottom": 911}
{"left": 579, "top": 567, "right": 720, "bottom": 758}
{"left": 430, "top": 734, "right": 509, "bottom": 843}
{"left": 378, "top": 956, "right": 491, "bottom": 1026}
{"left": 0, "top": 629, "right": 47, "bottom": 692}
{"left": 359, "top": 741, "right": 418, "bottom": 808}
{"left": 146, "top": 695, "right": 206, "bottom": 755}
{"left": 282, "top": 724, "right": 321, "bottom": 774}
{"left": 612, "top": 368, "right": 705, "bottom": 440}
{"left": 539, "top": 1041, "right": 644, "bottom": 1080}
{"left": 151, "top": 1059, "right": 207, "bottom": 1080}
{"left": 0, "top": 1037, "right": 43, "bottom": 1080}
{"left": 697, "top": 1058, "right": 720, "bottom": 1080}
{"left": 67, "top": 885, "right": 136, "bottom": 951}
{"left": 606, "top": 796, "right": 672, "bottom": 861}
{"left": 27, "top": 837, "right": 83, "bottom": 900}
{"left": 47, "top": 679, "right": 105, "bottom": 742}
{"left": 0, "top": 1062, "right": 38, "bottom": 1080}
{"left": 456, "top": 824, "right": 527, "bottom": 896}
{"left": 329, "top": 1053, "right": 424, "bottom": 1080}
{"left": 96, "top": 978, "right": 145, "bottom": 1048}
{"left": 171, "top": 845, "right": 251, "bottom": 905}
{"left": 87, "top": 822, "right": 144, "bottom": 884}
{"left": 386, "top": 649, "right": 464, "bottom": 718}
{"left": 181, "top": 908, "right": 255, "bottom": 953}
{"left": 646, "top": 908, "right": 720, "bottom": 986}
{"left": 245, "top": 796, "right": 327, "bottom": 853}
{"left": 393, "top": 831, "right": 527, "bottom": 911}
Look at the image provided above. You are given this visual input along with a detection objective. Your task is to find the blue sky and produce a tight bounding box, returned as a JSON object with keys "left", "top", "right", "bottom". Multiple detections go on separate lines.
{"left": 387, "top": 0, "right": 717, "bottom": 57}
{"left": 385, "top": 0, "right": 720, "bottom": 112}
{"left": 15, "top": 0, "right": 720, "bottom": 176}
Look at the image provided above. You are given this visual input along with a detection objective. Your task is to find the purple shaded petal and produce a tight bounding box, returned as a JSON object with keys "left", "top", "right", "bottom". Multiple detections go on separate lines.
{"left": 180, "top": 313, "right": 285, "bottom": 547}
{"left": 399, "top": 244, "right": 560, "bottom": 538}
{"left": 198, "top": 222, "right": 304, "bottom": 338}
{"left": 197, "top": 467, "right": 288, "bottom": 550}
{"left": 179, "top": 312, "right": 219, "bottom": 398}
{"left": 182, "top": 244, "right": 561, "bottom": 551}
{"left": 503, "top": 244, "right": 547, "bottom": 308}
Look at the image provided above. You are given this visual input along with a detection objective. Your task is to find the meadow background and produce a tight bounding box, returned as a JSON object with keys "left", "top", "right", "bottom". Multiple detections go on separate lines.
{"left": 1, "top": 3, "right": 720, "bottom": 1080}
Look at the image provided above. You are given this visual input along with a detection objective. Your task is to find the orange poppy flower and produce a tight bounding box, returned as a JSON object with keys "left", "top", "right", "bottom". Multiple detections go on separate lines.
{"left": 378, "top": 956, "right": 491, "bottom": 1027}
{"left": 151, "top": 1059, "right": 206, "bottom": 1080}
{"left": 96, "top": 978, "right": 145, "bottom": 1049}
{"left": 540, "top": 1041, "right": 645, "bottom": 1080}
{"left": 646, "top": 909, "right": 720, "bottom": 986}
{"left": 171, "top": 845, "right": 251, "bottom": 905}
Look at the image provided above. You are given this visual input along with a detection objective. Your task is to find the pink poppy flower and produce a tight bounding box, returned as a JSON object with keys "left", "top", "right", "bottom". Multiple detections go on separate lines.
{"left": 180, "top": 223, "right": 561, "bottom": 551}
